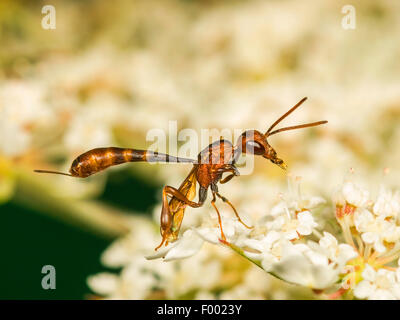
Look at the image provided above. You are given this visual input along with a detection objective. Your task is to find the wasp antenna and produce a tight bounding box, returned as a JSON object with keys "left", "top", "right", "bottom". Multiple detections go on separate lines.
{"left": 265, "top": 97, "right": 308, "bottom": 137}
{"left": 34, "top": 169, "right": 73, "bottom": 177}
{"left": 267, "top": 120, "right": 328, "bottom": 137}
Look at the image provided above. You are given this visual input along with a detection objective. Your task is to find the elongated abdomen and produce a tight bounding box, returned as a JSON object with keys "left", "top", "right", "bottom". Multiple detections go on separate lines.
{"left": 69, "top": 147, "right": 194, "bottom": 177}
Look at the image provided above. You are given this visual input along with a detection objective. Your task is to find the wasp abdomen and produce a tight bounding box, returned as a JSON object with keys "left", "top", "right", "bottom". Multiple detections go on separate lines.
{"left": 69, "top": 147, "right": 135, "bottom": 177}
{"left": 69, "top": 147, "right": 195, "bottom": 178}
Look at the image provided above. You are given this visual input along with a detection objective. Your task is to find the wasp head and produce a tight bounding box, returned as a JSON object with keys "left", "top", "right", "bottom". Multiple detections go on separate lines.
{"left": 236, "top": 130, "right": 287, "bottom": 170}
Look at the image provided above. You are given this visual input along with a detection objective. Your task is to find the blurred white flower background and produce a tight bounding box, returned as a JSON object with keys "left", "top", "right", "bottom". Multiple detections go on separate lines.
{"left": 1, "top": 0, "right": 400, "bottom": 299}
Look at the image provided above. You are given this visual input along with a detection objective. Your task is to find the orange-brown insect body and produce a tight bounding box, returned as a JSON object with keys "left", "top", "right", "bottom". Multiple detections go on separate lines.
{"left": 35, "top": 97, "right": 327, "bottom": 251}
{"left": 65, "top": 147, "right": 195, "bottom": 178}
{"left": 196, "top": 140, "right": 236, "bottom": 188}
{"left": 69, "top": 147, "right": 136, "bottom": 177}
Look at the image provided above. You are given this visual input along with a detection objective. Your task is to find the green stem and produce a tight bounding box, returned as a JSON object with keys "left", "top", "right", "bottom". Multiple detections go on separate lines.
{"left": 219, "top": 239, "right": 263, "bottom": 269}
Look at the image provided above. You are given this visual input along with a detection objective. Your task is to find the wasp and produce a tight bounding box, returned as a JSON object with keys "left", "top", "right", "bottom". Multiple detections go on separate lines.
{"left": 35, "top": 97, "right": 327, "bottom": 250}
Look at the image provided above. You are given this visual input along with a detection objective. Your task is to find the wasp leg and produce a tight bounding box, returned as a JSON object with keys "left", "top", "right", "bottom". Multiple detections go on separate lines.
{"left": 155, "top": 187, "right": 174, "bottom": 250}
{"left": 215, "top": 192, "right": 253, "bottom": 229}
{"left": 211, "top": 192, "right": 226, "bottom": 241}
{"left": 155, "top": 185, "right": 205, "bottom": 251}
{"left": 154, "top": 235, "right": 168, "bottom": 251}
{"left": 220, "top": 174, "right": 235, "bottom": 184}
{"left": 163, "top": 186, "right": 203, "bottom": 208}
{"left": 216, "top": 164, "right": 239, "bottom": 184}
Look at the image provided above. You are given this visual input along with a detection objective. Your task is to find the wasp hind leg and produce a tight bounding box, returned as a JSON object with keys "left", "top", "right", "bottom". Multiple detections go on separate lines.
{"left": 154, "top": 234, "right": 168, "bottom": 251}
{"left": 155, "top": 186, "right": 174, "bottom": 251}
{"left": 155, "top": 185, "right": 205, "bottom": 251}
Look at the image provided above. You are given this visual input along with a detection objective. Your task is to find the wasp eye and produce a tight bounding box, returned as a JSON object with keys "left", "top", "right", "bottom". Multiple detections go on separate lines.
{"left": 245, "top": 141, "right": 265, "bottom": 155}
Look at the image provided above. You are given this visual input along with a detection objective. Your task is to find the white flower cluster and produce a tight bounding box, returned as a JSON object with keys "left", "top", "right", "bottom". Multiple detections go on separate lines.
{"left": 0, "top": 82, "right": 54, "bottom": 156}
{"left": 333, "top": 181, "right": 400, "bottom": 299}
{"left": 146, "top": 177, "right": 357, "bottom": 290}
{"left": 88, "top": 174, "right": 400, "bottom": 300}
{"left": 87, "top": 216, "right": 287, "bottom": 300}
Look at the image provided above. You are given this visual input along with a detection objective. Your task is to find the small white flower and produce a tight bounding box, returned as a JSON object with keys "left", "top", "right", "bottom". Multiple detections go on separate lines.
{"left": 194, "top": 211, "right": 252, "bottom": 245}
{"left": 101, "top": 218, "right": 160, "bottom": 267}
{"left": 118, "top": 262, "right": 159, "bottom": 299}
{"left": 145, "top": 229, "right": 204, "bottom": 262}
{"left": 342, "top": 181, "right": 370, "bottom": 208}
{"left": 270, "top": 201, "right": 288, "bottom": 217}
{"left": 354, "top": 209, "right": 399, "bottom": 253}
{"left": 317, "top": 232, "right": 358, "bottom": 268}
{"left": 262, "top": 241, "right": 340, "bottom": 289}
{"left": 271, "top": 211, "right": 317, "bottom": 240}
{"left": 354, "top": 264, "right": 400, "bottom": 300}
{"left": 288, "top": 195, "right": 326, "bottom": 214}
{"left": 164, "top": 246, "right": 222, "bottom": 297}
{"left": 87, "top": 272, "right": 119, "bottom": 296}
{"left": 373, "top": 186, "right": 400, "bottom": 219}
{"left": 240, "top": 230, "right": 282, "bottom": 261}
{"left": 271, "top": 176, "right": 326, "bottom": 216}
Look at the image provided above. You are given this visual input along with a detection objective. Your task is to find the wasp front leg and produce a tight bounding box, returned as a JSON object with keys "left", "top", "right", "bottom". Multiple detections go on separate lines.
{"left": 215, "top": 164, "right": 240, "bottom": 184}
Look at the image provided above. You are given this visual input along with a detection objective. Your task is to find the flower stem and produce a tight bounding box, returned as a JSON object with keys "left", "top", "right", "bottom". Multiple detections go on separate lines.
{"left": 219, "top": 239, "right": 263, "bottom": 269}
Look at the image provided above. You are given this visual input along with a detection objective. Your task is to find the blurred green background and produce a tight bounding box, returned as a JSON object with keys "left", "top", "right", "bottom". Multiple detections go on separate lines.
{"left": 0, "top": 169, "right": 160, "bottom": 299}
